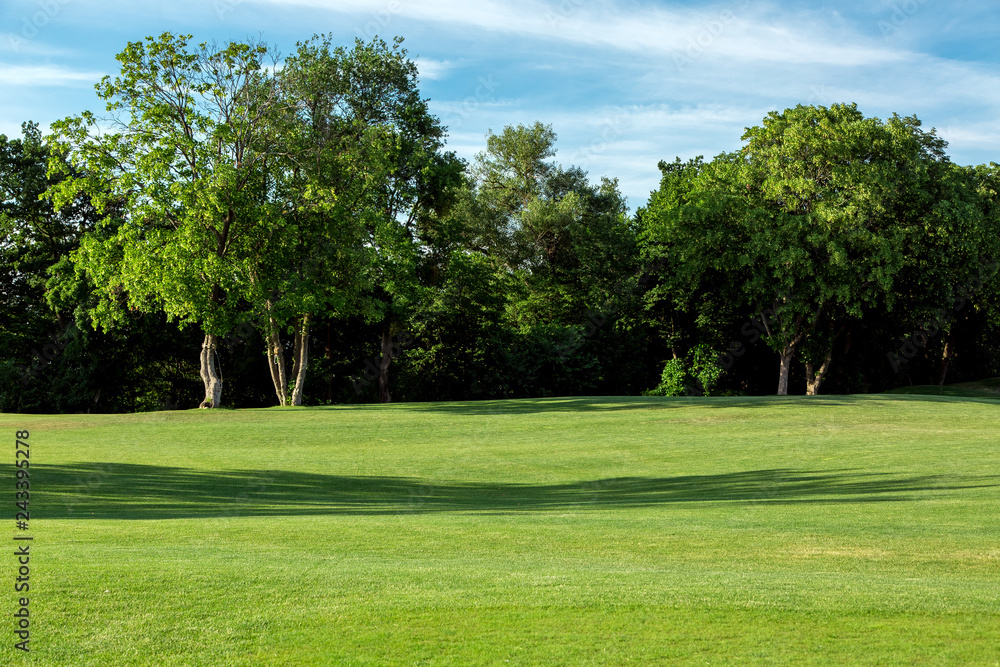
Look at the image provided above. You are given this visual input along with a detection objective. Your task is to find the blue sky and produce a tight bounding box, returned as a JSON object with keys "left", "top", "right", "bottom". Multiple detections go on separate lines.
{"left": 2, "top": 0, "right": 999, "bottom": 211}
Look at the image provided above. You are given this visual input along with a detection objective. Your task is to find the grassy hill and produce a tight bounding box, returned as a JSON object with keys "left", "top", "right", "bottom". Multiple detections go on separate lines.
{"left": 885, "top": 376, "right": 1000, "bottom": 401}
{"left": 3, "top": 395, "right": 999, "bottom": 664}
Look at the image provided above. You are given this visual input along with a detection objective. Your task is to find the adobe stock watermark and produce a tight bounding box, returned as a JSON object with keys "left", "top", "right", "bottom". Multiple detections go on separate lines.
{"left": 214, "top": 474, "right": 273, "bottom": 521}
{"left": 673, "top": 0, "right": 752, "bottom": 72}
{"left": 62, "top": 462, "right": 115, "bottom": 515}
{"left": 348, "top": 329, "right": 413, "bottom": 397}
{"left": 717, "top": 306, "right": 777, "bottom": 372}
{"left": 886, "top": 296, "right": 966, "bottom": 373}
{"left": 13, "top": 430, "right": 32, "bottom": 653}
{"left": 807, "top": 84, "right": 838, "bottom": 108}
{"left": 346, "top": 312, "right": 436, "bottom": 397}
{"left": 570, "top": 113, "right": 625, "bottom": 171}
{"left": 878, "top": 0, "right": 931, "bottom": 39}
{"left": 214, "top": 0, "right": 244, "bottom": 21}
{"left": 355, "top": 0, "right": 402, "bottom": 40}
{"left": 406, "top": 482, "right": 436, "bottom": 511}
{"left": 545, "top": 0, "right": 588, "bottom": 29}
{"left": 553, "top": 257, "right": 670, "bottom": 362}
{"left": 886, "top": 263, "right": 997, "bottom": 373}
{"left": 444, "top": 74, "right": 501, "bottom": 131}
{"left": 16, "top": 329, "right": 73, "bottom": 386}
{"left": 6, "top": 0, "right": 73, "bottom": 52}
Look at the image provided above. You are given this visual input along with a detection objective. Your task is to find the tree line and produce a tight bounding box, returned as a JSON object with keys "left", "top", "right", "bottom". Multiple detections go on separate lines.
{"left": 1, "top": 33, "right": 998, "bottom": 412}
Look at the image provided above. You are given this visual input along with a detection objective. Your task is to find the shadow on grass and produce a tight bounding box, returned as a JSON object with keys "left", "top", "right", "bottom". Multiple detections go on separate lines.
{"left": 316, "top": 396, "right": 872, "bottom": 416}
{"left": 883, "top": 386, "right": 1000, "bottom": 403}
{"left": 318, "top": 397, "right": 667, "bottom": 415}
{"left": 33, "top": 464, "right": 999, "bottom": 520}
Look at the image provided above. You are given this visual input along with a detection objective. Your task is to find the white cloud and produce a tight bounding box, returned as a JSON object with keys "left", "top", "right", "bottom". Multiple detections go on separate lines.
{"left": 0, "top": 64, "right": 103, "bottom": 87}
{"left": 436, "top": 101, "right": 777, "bottom": 210}
{"left": 248, "top": 0, "right": 908, "bottom": 67}
{"left": 936, "top": 123, "right": 1000, "bottom": 162}
{"left": 0, "top": 33, "right": 76, "bottom": 57}
{"left": 3, "top": 0, "right": 995, "bottom": 208}
{"left": 414, "top": 57, "right": 453, "bottom": 81}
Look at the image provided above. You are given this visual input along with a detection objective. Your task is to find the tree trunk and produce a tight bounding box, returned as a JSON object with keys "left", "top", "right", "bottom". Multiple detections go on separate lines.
{"left": 938, "top": 337, "right": 953, "bottom": 386}
{"left": 777, "top": 346, "right": 795, "bottom": 396}
{"left": 199, "top": 333, "right": 223, "bottom": 408}
{"left": 290, "top": 321, "right": 303, "bottom": 398}
{"left": 759, "top": 308, "right": 802, "bottom": 397}
{"left": 378, "top": 326, "right": 393, "bottom": 404}
{"left": 324, "top": 320, "right": 333, "bottom": 403}
{"left": 290, "top": 314, "right": 311, "bottom": 407}
{"left": 768, "top": 311, "right": 812, "bottom": 397}
{"left": 266, "top": 304, "right": 288, "bottom": 406}
{"left": 805, "top": 347, "right": 834, "bottom": 396}
{"left": 805, "top": 326, "right": 842, "bottom": 396}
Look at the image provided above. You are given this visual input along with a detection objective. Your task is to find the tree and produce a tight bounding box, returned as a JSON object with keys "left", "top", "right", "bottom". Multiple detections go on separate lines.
{"left": 637, "top": 155, "right": 750, "bottom": 392}
{"left": 0, "top": 122, "right": 211, "bottom": 414}
{"left": 740, "top": 105, "right": 998, "bottom": 394}
{"left": 885, "top": 160, "right": 1000, "bottom": 386}
{"left": 48, "top": 33, "right": 287, "bottom": 408}
{"left": 642, "top": 104, "right": 986, "bottom": 395}
{"left": 466, "top": 122, "right": 638, "bottom": 328}
{"left": 0, "top": 122, "right": 102, "bottom": 411}
{"left": 274, "top": 36, "right": 462, "bottom": 405}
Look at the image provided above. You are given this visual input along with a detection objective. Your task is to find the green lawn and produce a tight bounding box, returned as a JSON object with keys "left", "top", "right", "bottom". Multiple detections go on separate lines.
{"left": 886, "top": 377, "right": 1000, "bottom": 401}
{"left": 3, "top": 395, "right": 1000, "bottom": 665}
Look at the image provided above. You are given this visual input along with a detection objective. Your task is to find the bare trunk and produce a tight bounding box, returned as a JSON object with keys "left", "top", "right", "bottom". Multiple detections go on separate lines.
{"left": 324, "top": 320, "right": 333, "bottom": 403}
{"left": 290, "top": 325, "right": 303, "bottom": 400}
{"left": 759, "top": 308, "right": 801, "bottom": 397}
{"left": 290, "top": 314, "right": 311, "bottom": 407}
{"left": 806, "top": 325, "right": 847, "bottom": 396}
{"left": 199, "top": 333, "right": 223, "bottom": 408}
{"left": 769, "top": 310, "right": 814, "bottom": 396}
{"left": 378, "top": 326, "right": 393, "bottom": 404}
{"left": 938, "top": 337, "right": 953, "bottom": 386}
{"left": 777, "top": 346, "right": 794, "bottom": 396}
{"left": 266, "top": 303, "right": 288, "bottom": 406}
{"left": 805, "top": 347, "right": 834, "bottom": 396}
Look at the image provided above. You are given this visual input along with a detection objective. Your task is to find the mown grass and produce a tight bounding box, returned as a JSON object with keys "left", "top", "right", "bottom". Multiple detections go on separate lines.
{"left": 2, "top": 395, "right": 999, "bottom": 665}
{"left": 885, "top": 376, "right": 1000, "bottom": 400}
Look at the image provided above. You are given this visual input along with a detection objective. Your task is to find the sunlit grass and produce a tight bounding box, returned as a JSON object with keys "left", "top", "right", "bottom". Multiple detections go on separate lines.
{"left": 2, "top": 395, "right": 999, "bottom": 664}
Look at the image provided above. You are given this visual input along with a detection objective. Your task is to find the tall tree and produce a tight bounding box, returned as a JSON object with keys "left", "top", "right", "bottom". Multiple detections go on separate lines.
{"left": 48, "top": 33, "right": 286, "bottom": 408}
{"left": 642, "top": 104, "right": 986, "bottom": 395}
{"left": 0, "top": 122, "right": 100, "bottom": 410}
{"left": 738, "top": 105, "right": 981, "bottom": 394}
{"left": 467, "top": 122, "right": 638, "bottom": 325}
{"left": 273, "top": 36, "right": 461, "bottom": 405}
{"left": 637, "top": 156, "right": 747, "bottom": 388}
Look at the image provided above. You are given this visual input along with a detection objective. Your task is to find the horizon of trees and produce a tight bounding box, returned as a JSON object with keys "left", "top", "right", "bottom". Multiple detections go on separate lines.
{"left": 2, "top": 32, "right": 998, "bottom": 413}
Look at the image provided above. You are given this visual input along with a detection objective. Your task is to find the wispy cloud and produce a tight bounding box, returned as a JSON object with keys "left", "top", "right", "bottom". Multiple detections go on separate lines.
{"left": 1, "top": 0, "right": 997, "bottom": 212}
{"left": 249, "top": 0, "right": 907, "bottom": 67}
{"left": 0, "top": 64, "right": 103, "bottom": 87}
{"left": 414, "top": 57, "right": 454, "bottom": 81}
{"left": 0, "top": 34, "right": 76, "bottom": 57}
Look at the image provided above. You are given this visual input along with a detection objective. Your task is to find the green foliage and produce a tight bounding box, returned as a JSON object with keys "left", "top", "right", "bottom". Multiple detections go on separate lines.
{"left": 645, "top": 344, "right": 725, "bottom": 396}
{"left": 48, "top": 32, "right": 285, "bottom": 337}
{"left": 4, "top": 35, "right": 1000, "bottom": 412}
{"left": 463, "top": 123, "right": 638, "bottom": 330}
{"left": 645, "top": 358, "right": 688, "bottom": 397}
{"left": 640, "top": 104, "right": 1000, "bottom": 394}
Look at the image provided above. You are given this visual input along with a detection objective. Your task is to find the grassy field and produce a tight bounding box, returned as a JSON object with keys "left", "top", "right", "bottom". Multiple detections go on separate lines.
{"left": 886, "top": 377, "right": 1000, "bottom": 401}
{"left": 2, "top": 395, "right": 999, "bottom": 665}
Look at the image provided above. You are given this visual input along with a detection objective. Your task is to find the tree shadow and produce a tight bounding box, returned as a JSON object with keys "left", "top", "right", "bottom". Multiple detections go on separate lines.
{"left": 33, "top": 464, "right": 999, "bottom": 520}
{"left": 316, "top": 397, "right": 671, "bottom": 415}
{"left": 320, "top": 395, "right": 872, "bottom": 416}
